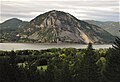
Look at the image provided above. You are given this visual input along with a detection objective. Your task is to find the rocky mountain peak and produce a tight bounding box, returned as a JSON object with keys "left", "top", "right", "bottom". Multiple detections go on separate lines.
{"left": 19, "top": 10, "right": 114, "bottom": 44}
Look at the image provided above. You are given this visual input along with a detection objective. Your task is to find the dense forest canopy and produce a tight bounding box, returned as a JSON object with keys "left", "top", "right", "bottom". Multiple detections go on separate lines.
{"left": 0, "top": 38, "right": 120, "bottom": 82}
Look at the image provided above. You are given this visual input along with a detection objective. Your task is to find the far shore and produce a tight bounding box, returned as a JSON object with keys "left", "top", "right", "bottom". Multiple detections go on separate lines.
{"left": 0, "top": 42, "right": 113, "bottom": 45}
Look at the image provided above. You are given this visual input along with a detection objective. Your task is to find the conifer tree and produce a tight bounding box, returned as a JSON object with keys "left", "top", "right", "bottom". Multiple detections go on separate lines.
{"left": 80, "top": 43, "right": 100, "bottom": 82}
{"left": 102, "top": 37, "right": 120, "bottom": 82}
{"left": 9, "top": 50, "right": 17, "bottom": 68}
{"left": 87, "top": 42, "right": 93, "bottom": 50}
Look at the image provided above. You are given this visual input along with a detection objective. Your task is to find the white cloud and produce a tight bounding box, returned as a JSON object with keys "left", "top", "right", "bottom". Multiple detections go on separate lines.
{"left": 0, "top": 0, "right": 119, "bottom": 22}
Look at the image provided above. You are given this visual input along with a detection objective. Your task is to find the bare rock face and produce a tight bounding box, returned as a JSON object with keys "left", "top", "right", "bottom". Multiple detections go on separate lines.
{"left": 19, "top": 10, "right": 114, "bottom": 44}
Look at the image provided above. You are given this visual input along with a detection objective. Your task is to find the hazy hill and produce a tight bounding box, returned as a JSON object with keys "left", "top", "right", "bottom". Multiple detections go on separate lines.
{"left": 0, "top": 18, "right": 28, "bottom": 42}
{"left": 85, "top": 20, "right": 120, "bottom": 37}
{"left": 0, "top": 18, "right": 28, "bottom": 32}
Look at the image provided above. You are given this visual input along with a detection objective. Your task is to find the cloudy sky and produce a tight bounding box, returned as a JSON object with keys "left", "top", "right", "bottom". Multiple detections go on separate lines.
{"left": 0, "top": 0, "right": 119, "bottom": 23}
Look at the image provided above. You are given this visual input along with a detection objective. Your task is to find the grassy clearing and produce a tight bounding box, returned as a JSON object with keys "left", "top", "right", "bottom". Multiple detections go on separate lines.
{"left": 17, "top": 63, "right": 47, "bottom": 70}
{"left": 37, "top": 65, "right": 47, "bottom": 70}
{"left": 17, "top": 63, "right": 26, "bottom": 68}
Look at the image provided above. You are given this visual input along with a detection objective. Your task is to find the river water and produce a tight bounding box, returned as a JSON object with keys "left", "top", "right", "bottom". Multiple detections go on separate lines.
{"left": 0, "top": 43, "right": 112, "bottom": 51}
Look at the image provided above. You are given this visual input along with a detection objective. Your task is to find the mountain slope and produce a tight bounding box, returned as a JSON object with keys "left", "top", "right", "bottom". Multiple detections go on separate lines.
{"left": 18, "top": 10, "right": 114, "bottom": 44}
{"left": 85, "top": 20, "right": 120, "bottom": 37}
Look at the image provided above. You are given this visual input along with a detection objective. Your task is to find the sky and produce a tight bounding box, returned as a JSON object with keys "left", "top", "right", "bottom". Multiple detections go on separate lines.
{"left": 0, "top": 0, "right": 120, "bottom": 23}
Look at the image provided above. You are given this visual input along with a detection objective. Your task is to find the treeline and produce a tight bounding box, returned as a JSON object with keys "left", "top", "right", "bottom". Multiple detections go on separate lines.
{"left": 0, "top": 38, "right": 120, "bottom": 82}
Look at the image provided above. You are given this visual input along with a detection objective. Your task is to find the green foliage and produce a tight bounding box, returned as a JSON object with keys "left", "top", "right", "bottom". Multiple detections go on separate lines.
{"left": 0, "top": 47, "right": 110, "bottom": 82}
{"left": 102, "top": 37, "right": 120, "bottom": 82}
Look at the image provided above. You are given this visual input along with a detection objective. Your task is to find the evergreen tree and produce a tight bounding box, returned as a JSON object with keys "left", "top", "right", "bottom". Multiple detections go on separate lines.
{"left": 102, "top": 37, "right": 120, "bottom": 82}
{"left": 87, "top": 42, "right": 93, "bottom": 50}
{"left": 0, "top": 51, "right": 28, "bottom": 82}
{"left": 80, "top": 43, "right": 100, "bottom": 82}
{"left": 46, "top": 59, "right": 55, "bottom": 82}
{"left": 9, "top": 50, "right": 17, "bottom": 68}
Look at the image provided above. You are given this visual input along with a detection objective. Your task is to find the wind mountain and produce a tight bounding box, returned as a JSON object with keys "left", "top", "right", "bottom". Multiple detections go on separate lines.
{"left": 0, "top": 10, "right": 115, "bottom": 44}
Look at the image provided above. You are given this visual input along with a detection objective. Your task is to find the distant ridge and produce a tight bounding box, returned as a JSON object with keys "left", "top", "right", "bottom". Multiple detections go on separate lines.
{"left": 0, "top": 18, "right": 28, "bottom": 31}
{"left": 85, "top": 20, "right": 120, "bottom": 37}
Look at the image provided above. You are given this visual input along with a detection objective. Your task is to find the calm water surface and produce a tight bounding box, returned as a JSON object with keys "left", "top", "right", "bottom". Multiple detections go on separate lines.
{"left": 0, "top": 43, "right": 112, "bottom": 51}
